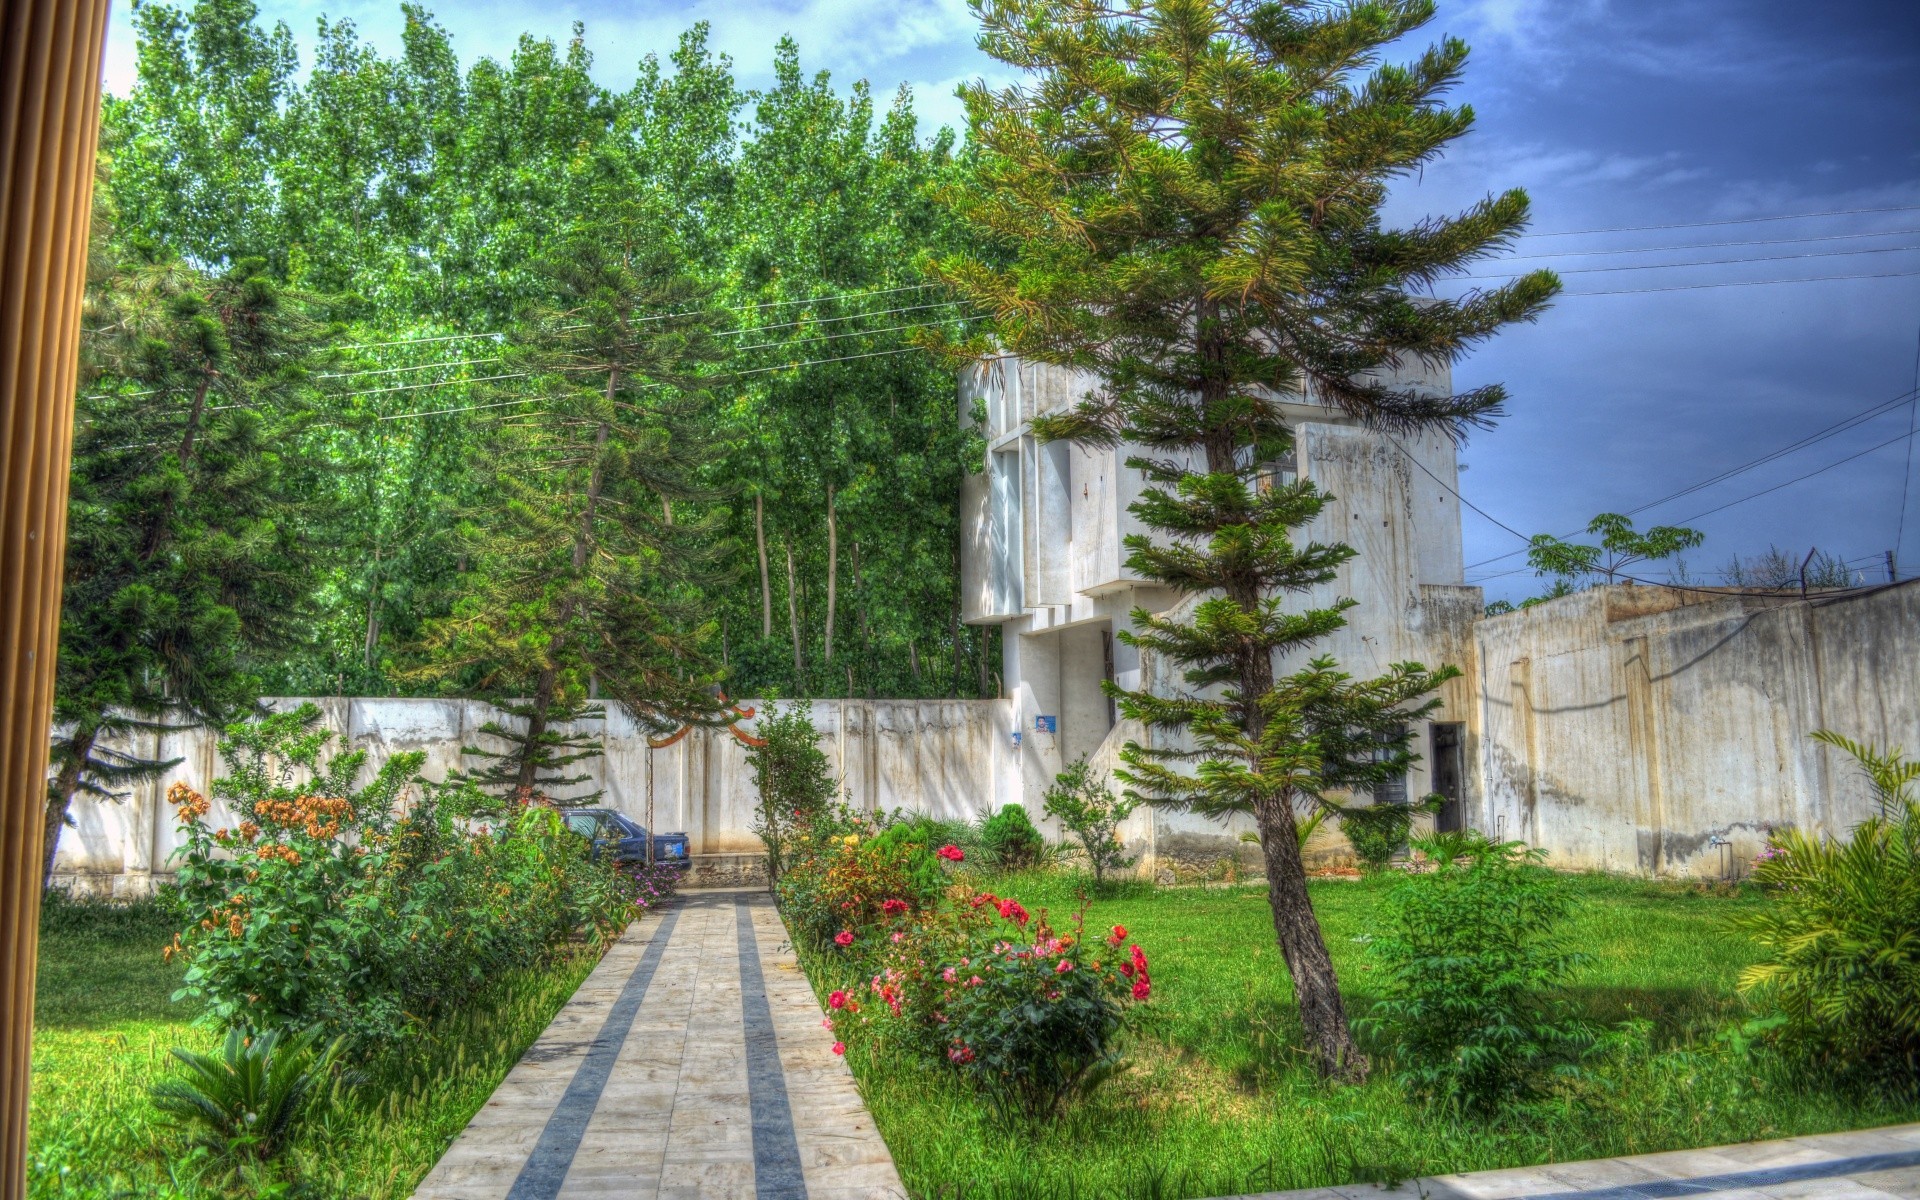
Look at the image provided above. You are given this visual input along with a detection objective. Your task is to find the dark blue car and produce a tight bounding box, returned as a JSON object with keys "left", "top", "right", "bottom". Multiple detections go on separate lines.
{"left": 562, "top": 809, "right": 689, "bottom": 868}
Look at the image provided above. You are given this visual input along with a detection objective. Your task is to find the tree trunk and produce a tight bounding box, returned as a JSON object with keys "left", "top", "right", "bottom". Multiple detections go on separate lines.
{"left": 824, "top": 484, "right": 837, "bottom": 664}
{"left": 43, "top": 726, "right": 94, "bottom": 891}
{"left": 1198, "top": 293, "right": 1367, "bottom": 1082}
{"left": 142, "top": 374, "right": 213, "bottom": 561}
{"left": 362, "top": 539, "right": 382, "bottom": 669}
{"left": 908, "top": 638, "right": 920, "bottom": 683}
{"left": 756, "top": 493, "right": 772, "bottom": 638}
{"left": 785, "top": 539, "right": 805, "bottom": 688}
{"left": 518, "top": 658, "right": 560, "bottom": 796}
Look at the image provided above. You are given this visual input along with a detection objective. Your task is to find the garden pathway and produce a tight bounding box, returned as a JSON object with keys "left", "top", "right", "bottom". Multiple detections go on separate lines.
{"left": 1232, "top": 1123, "right": 1920, "bottom": 1200}
{"left": 411, "top": 888, "right": 904, "bottom": 1200}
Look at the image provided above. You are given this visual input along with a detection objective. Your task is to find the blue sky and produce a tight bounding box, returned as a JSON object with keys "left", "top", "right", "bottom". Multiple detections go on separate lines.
{"left": 102, "top": 1, "right": 1920, "bottom": 599}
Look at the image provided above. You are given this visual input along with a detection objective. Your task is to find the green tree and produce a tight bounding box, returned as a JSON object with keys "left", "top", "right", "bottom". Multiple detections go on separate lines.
{"left": 52, "top": 229, "right": 337, "bottom": 887}
{"left": 1526, "top": 513, "right": 1704, "bottom": 589}
{"left": 1042, "top": 756, "right": 1138, "bottom": 884}
{"left": 743, "top": 703, "right": 836, "bottom": 885}
{"left": 411, "top": 207, "right": 733, "bottom": 800}
{"left": 934, "top": 0, "right": 1556, "bottom": 1077}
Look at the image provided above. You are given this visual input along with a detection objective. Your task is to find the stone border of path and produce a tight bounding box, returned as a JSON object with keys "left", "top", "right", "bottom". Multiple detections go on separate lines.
{"left": 411, "top": 889, "right": 904, "bottom": 1200}
{"left": 1223, "top": 1122, "right": 1920, "bottom": 1200}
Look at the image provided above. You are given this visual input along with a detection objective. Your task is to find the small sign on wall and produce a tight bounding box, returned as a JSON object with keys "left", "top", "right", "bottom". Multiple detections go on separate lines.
{"left": 1035, "top": 715, "right": 1057, "bottom": 734}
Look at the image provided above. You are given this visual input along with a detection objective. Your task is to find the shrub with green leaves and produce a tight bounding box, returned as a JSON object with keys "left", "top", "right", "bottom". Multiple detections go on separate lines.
{"left": 167, "top": 704, "right": 637, "bottom": 1044}
{"left": 744, "top": 703, "right": 837, "bottom": 886}
{"left": 1042, "top": 757, "right": 1137, "bottom": 883}
{"left": 150, "top": 1025, "right": 347, "bottom": 1163}
{"left": 1738, "top": 734, "right": 1920, "bottom": 1094}
{"left": 979, "top": 803, "right": 1047, "bottom": 871}
{"left": 1363, "top": 832, "right": 1595, "bottom": 1110}
{"left": 1340, "top": 796, "right": 1437, "bottom": 872}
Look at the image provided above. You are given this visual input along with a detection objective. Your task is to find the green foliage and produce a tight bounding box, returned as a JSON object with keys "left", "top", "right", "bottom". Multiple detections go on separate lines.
{"left": 1363, "top": 833, "right": 1596, "bottom": 1111}
{"left": 1738, "top": 735, "right": 1920, "bottom": 1094}
{"left": 1527, "top": 513, "right": 1704, "bottom": 588}
{"left": 1340, "top": 795, "right": 1439, "bottom": 873}
{"left": 1042, "top": 757, "right": 1137, "bottom": 884}
{"left": 96, "top": 9, "right": 990, "bottom": 703}
{"left": 774, "top": 808, "right": 946, "bottom": 952}
{"left": 166, "top": 704, "right": 637, "bottom": 1044}
{"left": 150, "top": 1025, "right": 347, "bottom": 1164}
{"left": 932, "top": 0, "right": 1548, "bottom": 1078}
{"left": 745, "top": 703, "right": 837, "bottom": 885}
{"left": 979, "top": 804, "right": 1047, "bottom": 872}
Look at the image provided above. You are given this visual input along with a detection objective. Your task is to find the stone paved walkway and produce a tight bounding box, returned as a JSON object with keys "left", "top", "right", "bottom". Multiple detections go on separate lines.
{"left": 1228, "top": 1123, "right": 1920, "bottom": 1200}
{"left": 412, "top": 889, "right": 904, "bottom": 1200}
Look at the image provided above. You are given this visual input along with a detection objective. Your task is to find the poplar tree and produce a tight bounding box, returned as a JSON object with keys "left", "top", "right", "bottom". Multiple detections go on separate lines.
{"left": 51, "top": 234, "right": 335, "bottom": 887}
{"left": 413, "top": 206, "right": 733, "bottom": 801}
{"left": 934, "top": 0, "right": 1558, "bottom": 1077}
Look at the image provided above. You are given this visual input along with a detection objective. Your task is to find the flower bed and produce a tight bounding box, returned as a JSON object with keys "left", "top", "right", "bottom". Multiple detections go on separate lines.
{"left": 775, "top": 807, "right": 1151, "bottom": 1117}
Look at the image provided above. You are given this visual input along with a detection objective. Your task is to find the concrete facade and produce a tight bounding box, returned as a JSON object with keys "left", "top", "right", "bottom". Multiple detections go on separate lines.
{"left": 958, "top": 357, "right": 1482, "bottom": 872}
{"left": 1473, "top": 579, "right": 1920, "bottom": 877}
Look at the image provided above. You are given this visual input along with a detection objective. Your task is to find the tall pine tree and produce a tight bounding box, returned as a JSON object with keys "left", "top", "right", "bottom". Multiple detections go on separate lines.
{"left": 52, "top": 216, "right": 336, "bottom": 887}
{"left": 934, "top": 0, "right": 1558, "bottom": 1077}
{"left": 412, "top": 204, "right": 734, "bottom": 801}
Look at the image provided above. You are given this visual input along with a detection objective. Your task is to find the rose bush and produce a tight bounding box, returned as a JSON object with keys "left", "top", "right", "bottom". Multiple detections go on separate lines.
{"left": 167, "top": 705, "right": 644, "bottom": 1045}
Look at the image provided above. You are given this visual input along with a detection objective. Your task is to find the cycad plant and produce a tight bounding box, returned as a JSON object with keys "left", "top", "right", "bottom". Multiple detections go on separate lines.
{"left": 1738, "top": 734, "right": 1920, "bottom": 1094}
{"left": 151, "top": 1025, "right": 348, "bottom": 1162}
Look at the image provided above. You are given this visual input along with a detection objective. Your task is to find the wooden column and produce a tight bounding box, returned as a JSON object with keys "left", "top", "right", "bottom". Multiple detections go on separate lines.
{"left": 0, "top": 2, "right": 111, "bottom": 1196}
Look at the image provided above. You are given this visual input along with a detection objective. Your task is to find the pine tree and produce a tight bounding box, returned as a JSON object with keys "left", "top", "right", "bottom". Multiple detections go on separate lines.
{"left": 51, "top": 221, "right": 336, "bottom": 887}
{"left": 934, "top": 0, "right": 1558, "bottom": 1077}
{"left": 412, "top": 204, "right": 734, "bottom": 803}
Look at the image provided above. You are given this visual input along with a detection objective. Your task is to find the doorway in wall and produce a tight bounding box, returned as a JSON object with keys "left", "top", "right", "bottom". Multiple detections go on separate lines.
{"left": 1101, "top": 628, "right": 1116, "bottom": 727}
{"left": 1431, "top": 723, "right": 1466, "bottom": 833}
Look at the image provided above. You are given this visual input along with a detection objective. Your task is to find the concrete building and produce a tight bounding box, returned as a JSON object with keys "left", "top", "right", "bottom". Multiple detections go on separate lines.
{"left": 957, "top": 356, "right": 1483, "bottom": 870}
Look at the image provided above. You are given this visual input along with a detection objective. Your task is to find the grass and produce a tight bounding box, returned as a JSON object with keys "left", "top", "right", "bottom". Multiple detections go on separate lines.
{"left": 801, "top": 870, "right": 1920, "bottom": 1200}
{"left": 28, "top": 892, "right": 613, "bottom": 1199}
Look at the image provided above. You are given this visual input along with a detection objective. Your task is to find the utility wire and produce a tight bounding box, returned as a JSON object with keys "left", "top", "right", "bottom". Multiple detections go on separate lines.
{"left": 1465, "top": 243, "right": 1919, "bottom": 280}
{"left": 1557, "top": 269, "right": 1920, "bottom": 298}
{"left": 1897, "top": 323, "right": 1920, "bottom": 565}
{"left": 1518, "top": 203, "right": 1920, "bottom": 239}
{"left": 1494, "top": 227, "right": 1920, "bottom": 261}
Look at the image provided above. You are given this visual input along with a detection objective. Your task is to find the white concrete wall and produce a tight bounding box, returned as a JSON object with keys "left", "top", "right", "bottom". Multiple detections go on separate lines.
{"left": 1474, "top": 580, "right": 1920, "bottom": 877}
{"left": 51, "top": 698, "right": 1020, "bottom": 894}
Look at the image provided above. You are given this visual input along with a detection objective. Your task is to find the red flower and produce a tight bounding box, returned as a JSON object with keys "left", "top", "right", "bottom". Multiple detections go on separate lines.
{"left": 1055, "top": 958, "right": 1073, "bottom": 974}
{"left": 968, "top": 892, "right": 997, "bottom": 909}
{"left": 948, "top": 1043, "right": 975, "bottom": 1064}
{"left": 1132, "top": 978, "right": 1151, "bottom": 1001}
{"left": 829, "top": 989, "right": 849, "bottom": 1010}
{"left": 1107, "top": 924, "right": 1127, "bottom": 946}
{"left": 937, "top": 844, "right": 965, "bottom": 862}
{"left": 832, "top": 1041, "right": 846, "bottom": 1056}
{"left": 996, "top": 899, "right": 1030, "bottom": 926}
{"left": 834, "top": 930, "right": 855, "bottom": 947}
{"left": 881, "top": 898, "right": 908, "bottom": 916}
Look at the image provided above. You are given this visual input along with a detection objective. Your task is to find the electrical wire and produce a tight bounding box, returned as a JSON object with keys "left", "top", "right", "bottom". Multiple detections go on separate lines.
{"left": 1464, "top": 243, "right": 1920, "bottom": 280}
{"left": 1556, "top": 269, "right": 1920, "bottom": 298}
{"left": 1517, "top": 203, "right": 1920, "bottom": 239}
{"left": 1493, "top": 227, "right": 1920, "bottom": 261}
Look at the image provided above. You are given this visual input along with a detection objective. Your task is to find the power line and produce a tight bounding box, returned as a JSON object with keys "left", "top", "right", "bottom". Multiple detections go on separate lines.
{"left": 1465, "top": 243, "right": 1919, "bottom": 280}
{"left": 721, "top": 299, "right": 963, "bottom": 337}
{"left": 1671, "top": 425, "right": 1919, "bottom": 526}
{"left": 1462, "top": 383, "right": 1920, "bottom": 576}
{"left": 1494, "top": 227, "right": 1920, "bottom": 262}
{"left": 1518, "top": 203, "right": 1920, "bottom": 239}
{"left": 1558, "top": 269, "right": 1920, "bottom": 298}
{"left": 1384, "top": 434, "right": 1534, "bottom": 544}
{"left": 1897, "top": 324, "right": 1920, "bottom": 564}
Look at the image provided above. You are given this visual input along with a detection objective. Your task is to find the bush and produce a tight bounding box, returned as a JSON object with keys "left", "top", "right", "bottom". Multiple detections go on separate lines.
{"left": 166, "top": 704, "right": 638, "bottom": 1044}
{"left": 773, "top": 805, "right": 946, "bottom": 952}
{"left": 1362, "top": 832, "right": 1595, "bottom": 1110}
{"left": 979, "top": 803, "right": 1046, "bottom": 871}
{"left": 1041, "top": 757, "right": 1137, "bottom": 884}
{"left": 1340, "top": 797, "right": 1435, "bottom": 872}
{"left": 831, "top": 892, "right": 1150, "bottom": 1120}
{"left": 1737, "top": 734, "right": 1920, "bottom": 1094}
{"left": 150, "top": 1025, "right": 347, "bottom": 1164}
{"left": 744, "top": 703, "right": 837, "bottom": 886}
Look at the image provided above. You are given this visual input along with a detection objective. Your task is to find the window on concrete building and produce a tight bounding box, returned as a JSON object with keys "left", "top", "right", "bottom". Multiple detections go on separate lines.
{"left": 1370, "top": 724, "right": 1409, "bottom": 807}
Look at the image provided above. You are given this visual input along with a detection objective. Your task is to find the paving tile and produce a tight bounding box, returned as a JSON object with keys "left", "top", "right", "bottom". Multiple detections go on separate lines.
{"left": 1855, "top": 1166, "right": 1920, "bottom": 1199}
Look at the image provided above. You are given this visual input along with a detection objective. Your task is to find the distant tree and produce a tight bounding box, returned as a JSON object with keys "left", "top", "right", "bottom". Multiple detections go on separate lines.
{"left": 409, "top": 204, "right": 734, "bottom": 802}
{"left": 1041, "top": 757, "right": 1137, "bottom": 885}
{"left": 743, "top": 703, "right": 836, "bottom": 886}
{"left": 51, "top": 222, "right": 336, "bottom": 887}
{"left": 933, "top": 0, "right": 1557, "bottom": 1078}
{"left": 1527, "top": 514, "right": 1703, "bottom": 588}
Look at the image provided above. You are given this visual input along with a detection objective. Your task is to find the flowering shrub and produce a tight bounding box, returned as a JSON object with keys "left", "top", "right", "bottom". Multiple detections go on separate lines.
{"left": 775, "top": 807, "right": 948, "bottom": 951}
{"left": 167, "top": 705, "right": 640, "bottom": 1044}
{"left": 827, "top": 892, "right": 1149, "bottom": 1119}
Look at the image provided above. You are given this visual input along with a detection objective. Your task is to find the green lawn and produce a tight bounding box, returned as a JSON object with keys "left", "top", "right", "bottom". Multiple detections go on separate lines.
{"left": 808, "top": 871, "right": 1920, "bottom": 1200}
{"left": 28, "top": 896, "right": 605, "bottom": 1199}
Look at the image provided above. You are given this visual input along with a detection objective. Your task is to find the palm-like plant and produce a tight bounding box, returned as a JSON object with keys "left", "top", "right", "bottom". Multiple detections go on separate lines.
{"left": 1738, "top": 735, "right": 1920, "bottom": 1094}
{"left": 151, "top": 1025, "right": 347, "bottom": 1161}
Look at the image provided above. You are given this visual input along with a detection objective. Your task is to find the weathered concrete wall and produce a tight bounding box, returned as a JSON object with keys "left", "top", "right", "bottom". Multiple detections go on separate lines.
{"left": 51, "top": 698, "right": 1020, "bottom": 895}
{"left": 1475, "top": 580, "right": 1920, "bottom": 877}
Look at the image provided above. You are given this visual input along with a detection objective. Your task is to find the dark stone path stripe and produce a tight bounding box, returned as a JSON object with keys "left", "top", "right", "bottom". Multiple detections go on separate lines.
{"left": 736, "top": 894, "right": 807, "bottom": 1200}
{"left": 505, "top": 904, "right": 682, "bottom": 1200}
{"left": 1510, "top": 1147, "right": 1920, "bottom": 1199}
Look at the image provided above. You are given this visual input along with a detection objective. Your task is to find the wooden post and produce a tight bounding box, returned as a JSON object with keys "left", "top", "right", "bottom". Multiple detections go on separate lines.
{"left": 0, "top": 2, "right": 111, "bottom": 1194}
